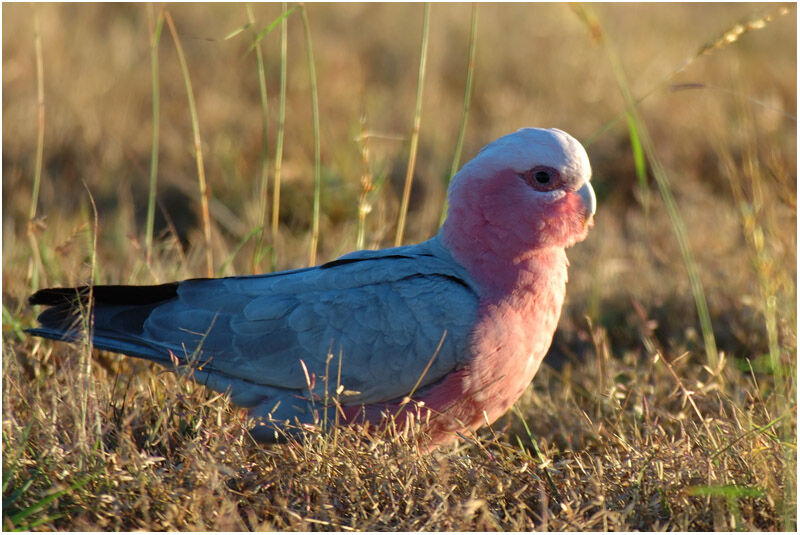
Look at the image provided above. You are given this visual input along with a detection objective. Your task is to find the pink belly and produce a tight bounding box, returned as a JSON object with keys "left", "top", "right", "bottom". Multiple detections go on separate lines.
{"left": 341, "top": 302, "right": 553, "bottom": 448}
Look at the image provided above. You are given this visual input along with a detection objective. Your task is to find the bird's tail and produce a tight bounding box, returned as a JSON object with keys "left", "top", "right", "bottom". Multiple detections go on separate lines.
{"left": 26, "top": 282, "right": 181, "bottom": 362}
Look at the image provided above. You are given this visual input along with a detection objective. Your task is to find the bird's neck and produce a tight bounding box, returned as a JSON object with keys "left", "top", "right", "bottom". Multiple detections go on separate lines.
{"left": 438, "top": 218, "right": 568, "bottom": 300}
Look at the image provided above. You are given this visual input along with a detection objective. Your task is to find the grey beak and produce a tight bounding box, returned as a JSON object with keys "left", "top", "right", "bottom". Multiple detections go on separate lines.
{"left": 576, "top": 181, "right": 596, "bottom": 217}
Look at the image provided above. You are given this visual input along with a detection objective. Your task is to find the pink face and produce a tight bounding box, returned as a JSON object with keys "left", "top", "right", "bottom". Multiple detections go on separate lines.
{"left": 441, "top": 127, "right": 595, "bottom": 270}
{"left": 518, "top": 163, "right": 596, "bottom": 243}
{"left": 454, "top": 165, "right": 595, "bottom": 252}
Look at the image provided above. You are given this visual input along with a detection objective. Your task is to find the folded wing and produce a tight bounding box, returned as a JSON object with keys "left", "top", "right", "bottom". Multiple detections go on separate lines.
{"left": 29, "top": 238, "right": 480, "bottom": 409}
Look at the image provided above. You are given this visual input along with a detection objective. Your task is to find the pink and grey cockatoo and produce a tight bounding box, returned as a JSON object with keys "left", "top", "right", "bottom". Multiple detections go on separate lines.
{"left": 28, "top": 127, "right": 595, "bottom": 448}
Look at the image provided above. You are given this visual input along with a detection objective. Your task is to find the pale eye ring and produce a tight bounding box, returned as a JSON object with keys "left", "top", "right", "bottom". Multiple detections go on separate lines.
{"left": 521, "top": 166, "right": 561, "bottom": 191}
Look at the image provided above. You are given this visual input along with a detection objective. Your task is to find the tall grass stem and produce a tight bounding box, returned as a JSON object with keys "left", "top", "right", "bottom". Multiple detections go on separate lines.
{"left": 300, "top": 4, "right": 321, "bottom": 266}
{"left": 29, "top": 15, "right": 45, "bottom": 222}
{"left": 247, "top": 4, "right": 271, "bottom": 273}
{"left": 716, "top": 118, "right": 796, "bottom": 529}
{"left": 80, "top": 183, "right": 100, "bottom": 455}
{"left": 629, "top": 107, "right": 719, "bottom": 371}
{"left": 165, "top": 10, "right": 214, "bottom": 278}
{"left": 355, "top": 113, "right": 372, "bottom": 250}
{"left": 581, "top": 4, "right": 792, "bottom": 148}
{"left": 440, "top": 3, "right": 478, "bottom": 226}
{"left": 271, "top": 2, "right": 289, "bottom": 270}
{"left": 395, "top": 3, "right": 430, "bottom": 247}
{"left": 577, "top": 5, "right": 719, "bottom": 369}
{"left": 28, "top": 12, "right": 46, "bottom": 290}
{"left": 145, "top": 7, "right": 164, "bottom": 266}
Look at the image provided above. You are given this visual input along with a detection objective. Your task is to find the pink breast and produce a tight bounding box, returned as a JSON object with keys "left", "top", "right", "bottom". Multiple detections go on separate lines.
{"left": 341, "top": 277, "right": 563, "bottom": 448}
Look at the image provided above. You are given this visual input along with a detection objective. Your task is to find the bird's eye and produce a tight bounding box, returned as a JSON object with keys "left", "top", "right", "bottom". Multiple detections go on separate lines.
{"left": 521, "top": 166, "right": 561, "bottom": 191}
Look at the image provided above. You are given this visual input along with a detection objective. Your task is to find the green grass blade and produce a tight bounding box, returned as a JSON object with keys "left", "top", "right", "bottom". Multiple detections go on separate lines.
{"left": 689, "top": 485, "right": 765, "bottom": 499}
{"left": 441, "top": 3, "right": 478, "bottom": 226}
{"left": 7, "top": 476, "right": 91, "bottom": 526}
{"left": 17, "top": 513, "right": 64, "bottom": 531}
{"left": 395, "top": 3, "right": 431, "bottom": 247}
{"left": 581, "top": 6, "right": 792, "bottom": 149}
{"left": 574, "top": 4, "right": 719, "bottom": 369}
{"left": 624, "top": 112, "right": 649, "bottom": 213}
{"left": 2, "top": 424, "right": 35, "bottom": 496}
{"left": 217, "top": 225, "right": 262, "bottom": 277}
{"left": 512, "top": 405, "right": 562, "bottom": 504}
{"left": 249, "top": 5, "right": 297, "bottom": 52}
{"left": 27, "top": 11, "right": 46, "bottom": 291}
{"left": 223, "top": 21, "right": 251, "bottom": 41}
{"left": 165, "top": 10, "right": 214, "bottom": 278}
{"left": 300, "top": 4, "right": 322, "bottom": 266}
{"left": 2, "top": 304, "right": 26, "bottom": 341}
{"left": 145, "top": 7, "right": 164, "bottom": 266}
{"left": 3, "top": 478, "right": 34, "bottom": 511}
{"left": 246, "top": 4, "right": 271, "bottom": 273}
{"left": 271, "top": 2, "right": 289, "bottom": 270}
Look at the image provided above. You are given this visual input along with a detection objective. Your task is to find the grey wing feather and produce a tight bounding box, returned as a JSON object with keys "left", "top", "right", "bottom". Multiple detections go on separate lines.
{"left": 131, "top": 237, "right": 479, "bottom": 406}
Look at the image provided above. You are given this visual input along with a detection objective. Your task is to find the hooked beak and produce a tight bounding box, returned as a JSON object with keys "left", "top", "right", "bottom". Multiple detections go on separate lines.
{"left": 576, "top": 181, "right": 596, "bottom": 223}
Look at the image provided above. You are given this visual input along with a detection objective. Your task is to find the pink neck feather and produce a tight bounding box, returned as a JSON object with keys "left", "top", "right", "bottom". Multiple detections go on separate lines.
{"left": 438, "top": 168, "right": 570, "bottom": 298}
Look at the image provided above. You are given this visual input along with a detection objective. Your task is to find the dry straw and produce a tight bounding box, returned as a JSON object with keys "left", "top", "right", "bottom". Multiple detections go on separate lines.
{"left": 395, "top": 3, "right": 431, "bottom": 247}
{"left": 165, "top": 9, "right": 214, "bottom": 278}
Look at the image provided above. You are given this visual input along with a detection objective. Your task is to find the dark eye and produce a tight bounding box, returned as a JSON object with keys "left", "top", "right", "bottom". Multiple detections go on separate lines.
{"left": 521, "top": 166, "right": 560, "bottom": 191}
{"left": 534, "top": 170, "right": 551, "bottom": 184}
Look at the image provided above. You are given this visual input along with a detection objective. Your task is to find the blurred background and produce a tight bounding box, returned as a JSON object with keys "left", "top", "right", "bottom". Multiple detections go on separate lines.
{"left": 2, "top": 4, "right": 796, "bottom": 529}
{"left": 2, "top": 2, "right": 796, "bottom": 364}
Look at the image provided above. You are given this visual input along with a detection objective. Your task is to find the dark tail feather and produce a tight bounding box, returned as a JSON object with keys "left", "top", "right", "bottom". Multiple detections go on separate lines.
{"left": 27, "top": 282, "right": 180, "bottom": 338}
{"left": 29, "top": 282, "right": 180, "bottom": 307}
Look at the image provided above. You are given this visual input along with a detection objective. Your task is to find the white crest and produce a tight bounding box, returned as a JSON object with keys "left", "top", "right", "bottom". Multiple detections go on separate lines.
{"left": 457, "top": 128, "right": 592, "bottom": 186}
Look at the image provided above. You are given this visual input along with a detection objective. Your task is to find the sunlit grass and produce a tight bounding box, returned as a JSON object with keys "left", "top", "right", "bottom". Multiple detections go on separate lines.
{"left": 165, "top": 8, "right": 213, "bottom": 278}
{"left": 395, "top": 2, "right": 430, "bottom": 247}
{"left": 144, "top": 6, "right": 164, "bottom": 267}
{"left": 26, "top": 10, "right": 45, "bottom": 292}
{"left": 440, "top": 2, "right": 478, "bottom": 226}
{"left": 299, "top": 3, "right": 322, "bottom": 266}
{"left": 2, "top": 3, "right": 795, "bottom": 530}
{"left": 245, "top": 4, "right": 271, "bottom": 274}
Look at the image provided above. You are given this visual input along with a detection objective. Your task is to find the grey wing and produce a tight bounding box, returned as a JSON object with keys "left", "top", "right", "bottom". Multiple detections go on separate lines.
{"left": 136, "top": 239, "right": 480, "bottom": 406}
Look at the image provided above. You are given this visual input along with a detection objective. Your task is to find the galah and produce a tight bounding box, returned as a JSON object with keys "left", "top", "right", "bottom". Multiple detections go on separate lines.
{"left": 28, "top": 127, "right": 596, "bottom": 449}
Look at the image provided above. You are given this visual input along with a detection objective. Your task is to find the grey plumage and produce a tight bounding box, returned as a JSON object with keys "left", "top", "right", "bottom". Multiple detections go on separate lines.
{"left": 28, "top": 237, "right": 480, "bottom": 433}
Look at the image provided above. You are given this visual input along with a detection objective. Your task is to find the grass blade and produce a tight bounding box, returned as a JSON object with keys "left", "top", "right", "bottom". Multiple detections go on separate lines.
{"left": 249, "top": 4, "right": 297, "bottom": 52}
{"left": 440, "top": 3, "right": 478, "bottom": 226}
{"left": 300, "top": 4, "right": 322, "bottom": 266}
{"left": 355, "top": 113, "right": 373, "bottom": 250}
{"left": 27, "top": 11, "right": 46, "bottom": 291}
{"left": 395, "top": 3, "right": 431, "bottom": 247}
{"left": 2, "top": 424, "right": 35, "bottom": 496}
{"left": 3, "top": 478, "right": 35, "bottom": 512}
{"left": 164, "top": 9, "right": 214, "bottom": 278}
{"left": 144, "top": 6, "right": 164, "bottom": 266}
{"left": 7, "top": 475, "right": 91, "bottom": 527}
{"left": 246, "top": 4, "right": 271, "bottom": 273}
{"left": 624, "top": 112, "right": 649, "bottom": 214}
{"left": 581, "top": 5, "right": 792, "bottom": 148}
{"left": 223, "top": 21, "right": 251, "bottom": 41}
{"left": 217, "top": 225, "right": 262, "bottom": 277}
{"left": 271, "top": 2, "right": 289, "bottom": 269}
{"left": 512, "top": 405, "right": 562, "bottom": 504}
{"left": 80, "top": 183, "right": 100, "bottom": 451}
{"left": 574, "top": 4, "right": 719, "bottom": 369}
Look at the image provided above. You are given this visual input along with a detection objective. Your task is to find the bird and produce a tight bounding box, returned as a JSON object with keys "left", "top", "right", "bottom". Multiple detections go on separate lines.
{"left": 27, "top": 127, "right": 595, "bottom": 449}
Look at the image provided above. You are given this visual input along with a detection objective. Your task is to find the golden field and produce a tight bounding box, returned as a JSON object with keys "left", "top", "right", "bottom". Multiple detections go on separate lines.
{"left": 2, "top": 3, "right": 796, "bottom": 530}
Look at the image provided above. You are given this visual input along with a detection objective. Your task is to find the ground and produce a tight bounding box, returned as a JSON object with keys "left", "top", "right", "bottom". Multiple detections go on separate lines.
{"left": 2, "top": 3, "right": 796, "bottom": 530}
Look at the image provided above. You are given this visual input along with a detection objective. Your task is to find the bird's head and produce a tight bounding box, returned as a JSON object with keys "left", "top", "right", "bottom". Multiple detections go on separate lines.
{"left": 442, "top": 128, "right": 595, "bottom": 253}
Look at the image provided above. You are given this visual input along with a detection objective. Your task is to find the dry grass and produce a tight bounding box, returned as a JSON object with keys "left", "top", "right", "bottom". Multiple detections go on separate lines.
{"left": 2, "top": 3, "right": 796, "bottom": 530}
